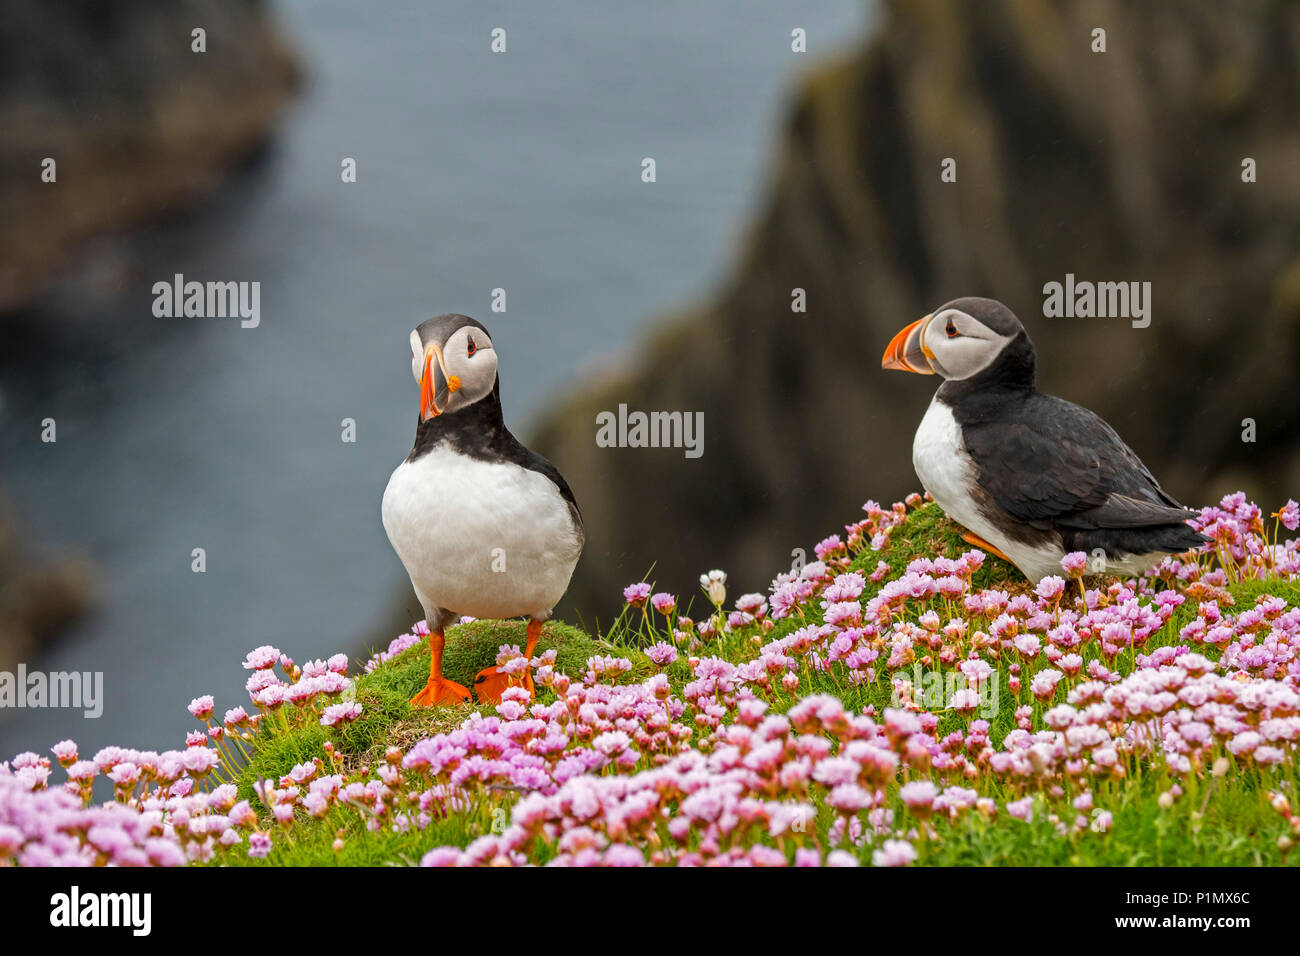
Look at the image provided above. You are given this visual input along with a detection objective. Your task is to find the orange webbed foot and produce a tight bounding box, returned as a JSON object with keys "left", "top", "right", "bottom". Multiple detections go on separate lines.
{"left": 410, "top": 677, "right": 472, "bottom": 707}
{"left": 960, "top": 530, "right": 1014, "bottom": 564}
{"left": 473, "top": 666, "right": 535, "bottom": 705}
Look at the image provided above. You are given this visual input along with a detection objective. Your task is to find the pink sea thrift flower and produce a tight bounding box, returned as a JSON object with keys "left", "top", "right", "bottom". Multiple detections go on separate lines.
{"left": 50, "top": 740, "right": 78, "bottom": 767}
{"left": 1060, "top": 552, "right": 1088, "bottom": 577}
{"left": 1030, "top": 670, "right": 1064, "bottom": 699}
{"left": 242, "top": 646, "right": 281, "bottom": 670}
{"left": 623, "top": 583, "right": 651, "bottom": 608}
{"left": 248, "top": 832, "right": 272, "bottom": 859}
{"left": 1007, "top": 798, "right": 1034, "bottom": 822}
{"left": 871, "top": 839, "right": 917, "bottom": 867}
{"left": 321, "top": 702, "right": 363, "bottom": 727}
{"left": 899, "top": 780, "right": 938, "bottom": 817}
{"left": 646, "top": 642, "right": 678, "bottom": 667}
{"left": 650, "top": 592, "right": 677, "bottom": 615}
{"left": 1035, "top": 576, "right": 1065, "bottom": 603}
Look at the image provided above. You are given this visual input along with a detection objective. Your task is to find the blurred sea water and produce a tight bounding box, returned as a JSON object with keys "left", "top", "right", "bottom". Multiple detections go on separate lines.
{"left": 0, "top": 0, "right": 867, "bottom": 755}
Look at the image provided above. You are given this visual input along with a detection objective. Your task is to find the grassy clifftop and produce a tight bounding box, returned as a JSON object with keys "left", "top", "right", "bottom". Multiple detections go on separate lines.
{"left": 6, "top": 494, "right": 1300, "bottom": 867}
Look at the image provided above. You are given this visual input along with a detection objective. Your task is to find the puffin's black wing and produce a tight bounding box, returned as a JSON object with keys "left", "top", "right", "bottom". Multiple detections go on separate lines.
{"left": 488, "top": 427, "right": 584, "bottom": 536}
{"left": 960, "top": 393, "right": 1201, "bottom": 545}
{"left": 509, "top": 443, "right": 583, "bottom": 521}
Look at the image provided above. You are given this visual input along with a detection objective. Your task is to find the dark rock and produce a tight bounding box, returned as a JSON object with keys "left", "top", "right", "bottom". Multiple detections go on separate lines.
{"left": 0, "top": 0, "right": 301, "bottom": 314}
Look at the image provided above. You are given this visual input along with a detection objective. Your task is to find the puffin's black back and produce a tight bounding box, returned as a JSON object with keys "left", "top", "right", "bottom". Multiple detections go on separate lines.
{"left": 932, "top": 299, "right": 1205, "bottom": 555}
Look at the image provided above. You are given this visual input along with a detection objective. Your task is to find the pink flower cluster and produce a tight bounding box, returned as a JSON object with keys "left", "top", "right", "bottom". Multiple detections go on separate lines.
{"left": 0, "top": 746, "right": 262, "bottom": 865}
{"left": 1183, "top": 492, "right": 1300, "bottom": 582}
{"left": 0, "top": 647, "right": 363, "bottom": 866}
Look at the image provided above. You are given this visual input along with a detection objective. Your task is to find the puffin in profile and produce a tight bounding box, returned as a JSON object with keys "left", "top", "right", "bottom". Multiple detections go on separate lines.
{"left": 382, "top": 314, "right": 584, "bottom": 705}
{"left": 881, "top": 297, "right": 1206, "bottom": 581}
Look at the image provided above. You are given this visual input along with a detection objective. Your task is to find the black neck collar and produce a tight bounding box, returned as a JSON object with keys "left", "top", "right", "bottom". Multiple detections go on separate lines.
{"left": 408, "top": 378, "right": 509, "bottom": 461}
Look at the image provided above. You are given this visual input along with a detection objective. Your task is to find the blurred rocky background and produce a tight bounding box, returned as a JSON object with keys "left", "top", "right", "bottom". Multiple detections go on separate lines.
{"left": 0, "top": 497, "right": 96, "bottom": 674}
{"left": 535, "top": 0, "right": 1300, "bottom": 623}
{"left": 2, "top": 0, "right": 1298, "bottom": 753}
{"left": 0, "top": 0, "right": 298, "bottom": 672}
{"left": 0, "top": 0, "right": 299, "bottom": 312}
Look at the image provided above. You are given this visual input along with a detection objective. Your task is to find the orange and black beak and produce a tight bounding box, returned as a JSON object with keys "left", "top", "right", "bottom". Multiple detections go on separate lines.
{"left": 881, "top": 314, "right": 936, "bottom": 375}
{"left": 419, "top": 344, "right": 460, "bottom": 421}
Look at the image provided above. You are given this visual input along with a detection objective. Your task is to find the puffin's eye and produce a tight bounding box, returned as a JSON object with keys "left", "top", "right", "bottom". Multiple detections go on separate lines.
{"left": 467, "top": 339, "right": 478, "bottom": 357}
{"left": 945, "top": 319, "right": 959, "bottom": 338}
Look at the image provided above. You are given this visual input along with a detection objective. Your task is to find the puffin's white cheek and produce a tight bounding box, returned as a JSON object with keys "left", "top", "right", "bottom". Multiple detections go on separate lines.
{"left": 944, "top": 341, "right": 999, "bottom": 380}
{"left": 409, "top": 330, "right": 425, "bottom": 382}
{"left": 475, "top": 355, "right": 499, "bottom": 398}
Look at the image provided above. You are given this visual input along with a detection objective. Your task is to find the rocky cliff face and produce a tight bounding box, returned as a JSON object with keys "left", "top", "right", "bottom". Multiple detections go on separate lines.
{"left": 0, "top": 0, "right": 300, "bottom": 314}
{"left": 532, "top": 0, "right": 1300, "bottom": 622}
{"left": 0, "top": 0, "right": 299, "bottom": 664}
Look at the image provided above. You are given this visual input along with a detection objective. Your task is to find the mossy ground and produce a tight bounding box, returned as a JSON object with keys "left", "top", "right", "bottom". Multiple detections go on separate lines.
{"left": 221, "top": 504, "right": 1300, "bottom": 866}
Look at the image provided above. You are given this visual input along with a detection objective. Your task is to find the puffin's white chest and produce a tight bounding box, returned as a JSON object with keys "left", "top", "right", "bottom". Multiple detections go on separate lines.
{"left": 913, "top": 398, "right": 987, "bottom": 530}
{"left": 381, "top": 447, "right": 582, "bottom": 619}
{"left": 915, "top": 398, "right": 1076, "bottom": 582}
{"left": 912, "top": 396, "right": 1063, "bottom": 580}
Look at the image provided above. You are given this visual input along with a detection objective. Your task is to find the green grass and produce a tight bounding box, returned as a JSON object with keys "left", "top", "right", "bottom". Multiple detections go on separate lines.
{"left": 847, "top": 501, "right": 1026, "bottom": 593}
{"left": 900, "top": 778, "right": 1289, "bottom": 866}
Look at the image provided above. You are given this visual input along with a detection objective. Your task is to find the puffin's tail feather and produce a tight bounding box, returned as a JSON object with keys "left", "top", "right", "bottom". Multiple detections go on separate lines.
{"left": 1062, "top": 523, "right": 1210, "bottom": 559}
{"left": 1058, "top": 494, "right": 1201, "bottom": 531}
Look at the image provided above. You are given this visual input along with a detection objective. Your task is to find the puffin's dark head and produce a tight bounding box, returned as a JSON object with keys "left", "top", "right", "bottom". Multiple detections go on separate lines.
{"left": 882, "top": 297, "right": 1034, "bottom": 382}
{"left": 408, "top": 314, "right": 499, "bottom": 421}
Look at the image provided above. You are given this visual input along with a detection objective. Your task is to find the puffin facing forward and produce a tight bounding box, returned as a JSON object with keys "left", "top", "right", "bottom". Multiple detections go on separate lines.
{"left": 382, "top": 314, "right": 584, "bottom": 705}
{"left": 882, "top": 297, "right": 1206, "bottom": 581}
